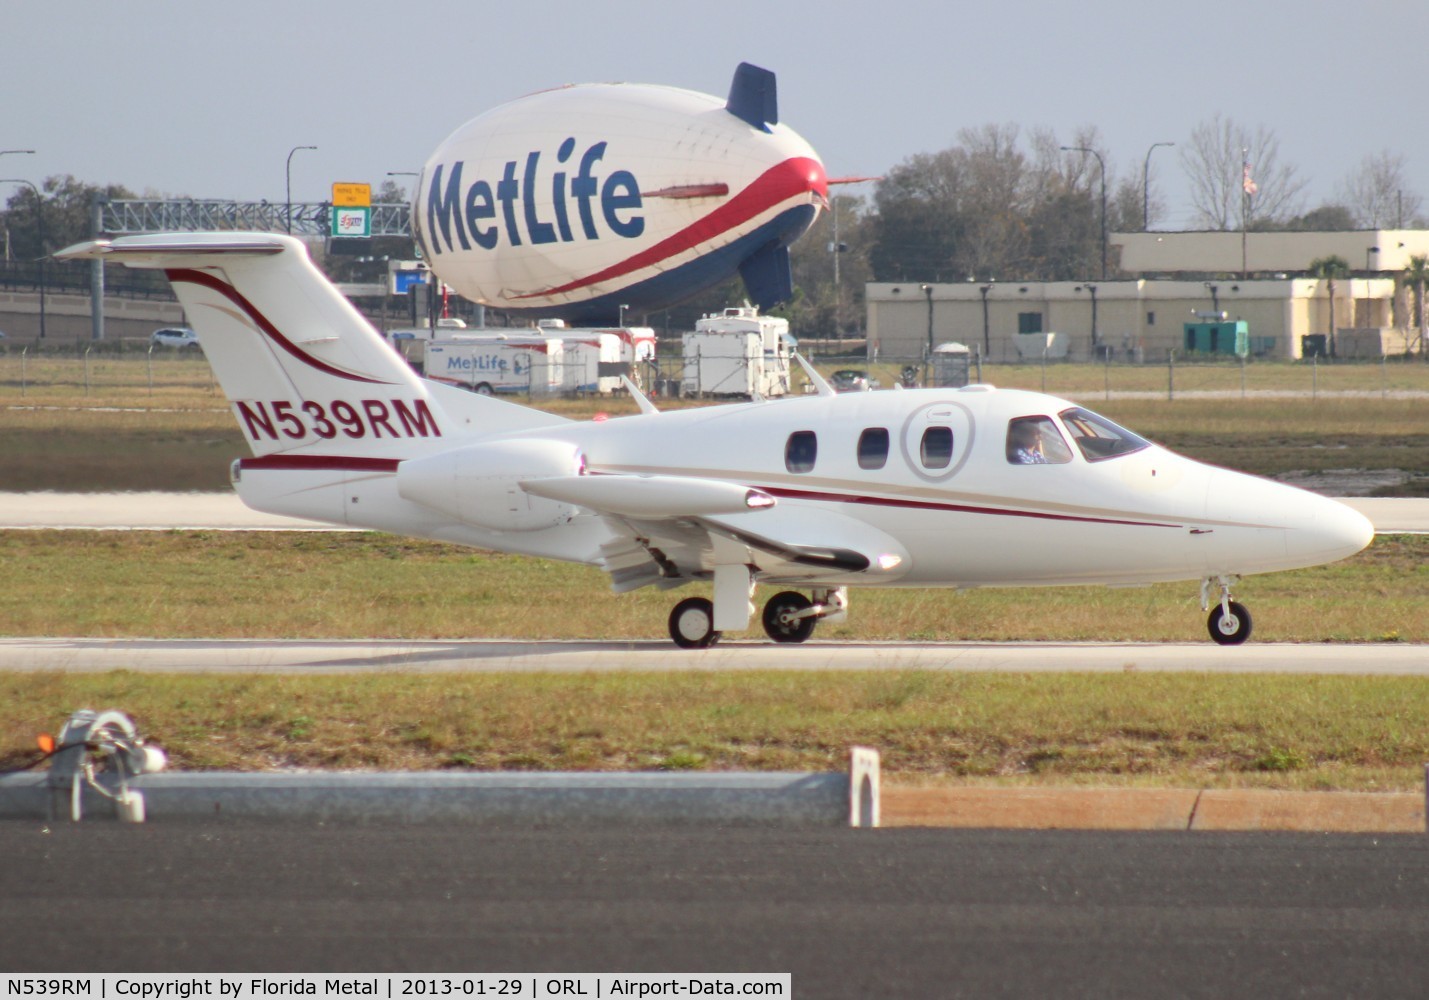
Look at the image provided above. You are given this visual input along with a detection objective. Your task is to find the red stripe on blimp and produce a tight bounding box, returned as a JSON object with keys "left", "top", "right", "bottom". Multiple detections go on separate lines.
{"left": 240, "top": 455, "right": 401, "bottom": 473}
{"left": 167, "top": 268, "right": 392, "bottom": 385}
{"left": 515, "top": 156, "right": 826, "bottom": 300}
{"left": 763, "top": 486, "right": 1183, "bottom": 529}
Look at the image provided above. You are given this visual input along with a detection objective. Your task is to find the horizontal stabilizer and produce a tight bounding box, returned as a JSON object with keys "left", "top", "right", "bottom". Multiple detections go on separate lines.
{"left": 521, "top": 474, "right": 775, "bottom": 518}
{"left": 738, "top": 242, "right": 793, "bottom": 310}
{"left": 725, "top": 62, "right": 778, "bottom": 131}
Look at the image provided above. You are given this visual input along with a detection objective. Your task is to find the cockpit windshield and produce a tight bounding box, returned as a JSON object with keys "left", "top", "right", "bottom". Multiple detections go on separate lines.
{"left": 1058, "top": 407, "right": 1151, "bottom": 462}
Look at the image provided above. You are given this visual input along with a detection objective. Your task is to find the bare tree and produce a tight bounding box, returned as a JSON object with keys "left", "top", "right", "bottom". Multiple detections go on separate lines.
{"left": 1180, "top": 114, "right": 1307, "bottom": 229}
{"left": 1336, "top": 150, "right": 1423, "bottom": 228}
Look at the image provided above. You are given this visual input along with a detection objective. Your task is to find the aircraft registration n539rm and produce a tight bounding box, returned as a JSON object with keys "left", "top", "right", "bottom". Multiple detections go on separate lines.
{"left": 55, "top": 63, "right": 1372, "bottom": 649}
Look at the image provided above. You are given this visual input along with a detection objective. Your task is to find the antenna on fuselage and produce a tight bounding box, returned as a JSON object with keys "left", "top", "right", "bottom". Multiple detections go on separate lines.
{"left": 620, "top": 374, "right": 659, "bottom": 414}
{"left": 793, "top": 352, "right": 835, "bottom": 397}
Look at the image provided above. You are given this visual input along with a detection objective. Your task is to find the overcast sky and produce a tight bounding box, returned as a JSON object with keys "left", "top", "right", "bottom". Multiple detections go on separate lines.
{"left": 5, "top": 0, "right": 1427, "bottom": 230}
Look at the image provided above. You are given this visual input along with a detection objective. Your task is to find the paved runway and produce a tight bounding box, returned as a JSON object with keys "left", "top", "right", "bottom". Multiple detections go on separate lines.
{"left": 1, "top": 491, "right": 1427, "bottom": 532}
{"left": 2, "top": 636, "right": 1426, "bottom": 674}
{"left": 2, "top": 823, "right": 1428, "bottom": 997}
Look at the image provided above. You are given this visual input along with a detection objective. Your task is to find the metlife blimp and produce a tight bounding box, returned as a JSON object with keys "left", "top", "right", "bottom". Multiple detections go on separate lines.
{"left": 412, "top": 63, "right": 827, "bottom": 325}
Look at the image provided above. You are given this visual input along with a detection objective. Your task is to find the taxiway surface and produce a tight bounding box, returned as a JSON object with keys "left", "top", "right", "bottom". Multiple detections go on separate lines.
{"left": 1, "top": 636, "right": 1426, "bottom": 674}
{"left": 1, "top": 491, "right": 1427, "bottom": 532}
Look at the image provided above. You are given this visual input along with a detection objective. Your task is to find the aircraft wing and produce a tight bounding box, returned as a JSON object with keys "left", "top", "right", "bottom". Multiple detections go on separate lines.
{"left": 520, "top": 474, "right": 911, "bottom": 591}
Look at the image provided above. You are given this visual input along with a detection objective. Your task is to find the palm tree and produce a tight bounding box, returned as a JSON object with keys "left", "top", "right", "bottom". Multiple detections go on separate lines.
{"left": 1308, "top": 255, "right": 1352, "bottom": 358}
{"left": 1403, "top": 254, "right": 1429, "bottom": 360}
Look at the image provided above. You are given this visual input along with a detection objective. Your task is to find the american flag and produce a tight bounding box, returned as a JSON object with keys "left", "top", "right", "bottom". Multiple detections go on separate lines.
{"left": 1243, "top": 160, "right": 1259, "bottom": 196}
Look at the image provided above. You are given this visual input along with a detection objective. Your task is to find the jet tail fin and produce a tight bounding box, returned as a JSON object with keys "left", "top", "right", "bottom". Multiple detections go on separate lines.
{"left": 55, "top": 233, "right": 565, "bottom": 458}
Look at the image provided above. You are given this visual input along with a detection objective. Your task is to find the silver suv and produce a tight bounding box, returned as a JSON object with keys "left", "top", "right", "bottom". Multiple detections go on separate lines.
{"left": 150, "top": 327, "right": 199, "bottom": 349}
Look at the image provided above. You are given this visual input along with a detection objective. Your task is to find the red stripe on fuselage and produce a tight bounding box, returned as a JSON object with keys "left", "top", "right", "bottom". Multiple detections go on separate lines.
{"left": 167, "top": 268, "right": 392, "bottom": 385}
{"left": 239, "top": 455, "right": 400, "bottom": 473}
{"left": 514, "top": 156, "right": 826, "bottom": 300}
{"left": 761, "top": 486, "right": 1182, "bottom": 529}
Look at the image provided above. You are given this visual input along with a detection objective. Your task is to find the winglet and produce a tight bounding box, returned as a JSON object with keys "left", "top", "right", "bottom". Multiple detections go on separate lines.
{"left": 794, "top": 353, "right": 835, "bottom": 397}
{"left": 726, "top": 62, "right": 778, "bottom": 132}
{"left": 620, "top": 374, "right": 659, "bottom": 414}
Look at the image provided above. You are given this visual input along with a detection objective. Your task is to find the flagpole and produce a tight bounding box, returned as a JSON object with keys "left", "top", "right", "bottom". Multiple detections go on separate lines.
{"left": 1241, "top": 149, "right": 1249, "bottom": 279}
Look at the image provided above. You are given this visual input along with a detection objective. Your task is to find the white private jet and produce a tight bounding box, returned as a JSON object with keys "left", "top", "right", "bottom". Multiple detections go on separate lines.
{"left": 59, "top": 233, "right": 1375, "bottom": 647}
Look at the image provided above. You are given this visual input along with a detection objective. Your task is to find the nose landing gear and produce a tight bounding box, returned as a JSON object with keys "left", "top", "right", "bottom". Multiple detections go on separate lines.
{"left": 1202, "top": 576, "right": 1252, "bottom": 645}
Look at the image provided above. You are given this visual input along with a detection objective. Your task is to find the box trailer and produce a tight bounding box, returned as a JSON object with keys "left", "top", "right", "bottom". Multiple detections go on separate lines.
{"left": 422, "top": 334, "right": 564, "bottom": 395}
{"left": 681, "top": 308, "right": 792, "bottom": 397}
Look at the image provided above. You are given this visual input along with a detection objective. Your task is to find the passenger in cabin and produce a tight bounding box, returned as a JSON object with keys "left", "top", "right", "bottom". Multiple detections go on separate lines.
{"left": 1007, "top": 417, "right": 1073, "bottom": 465}
{"left": 1008, "top": 419, "right": 1049, "bottom": 464}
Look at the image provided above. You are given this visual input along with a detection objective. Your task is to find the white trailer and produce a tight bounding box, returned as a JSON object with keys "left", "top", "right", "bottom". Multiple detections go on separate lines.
{"left": 422, "top": 334, "right": 564, "bottom": 396}
{"left": 553, "top": 328, "right": 658, "bottom": 393}
{"left": 681, "top": 307, "right": 792, "bottom": 398}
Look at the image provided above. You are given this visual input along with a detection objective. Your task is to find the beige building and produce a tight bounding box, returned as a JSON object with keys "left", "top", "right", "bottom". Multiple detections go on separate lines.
{"left": 866, "top": 230, "right": 1426, "bottom": 362}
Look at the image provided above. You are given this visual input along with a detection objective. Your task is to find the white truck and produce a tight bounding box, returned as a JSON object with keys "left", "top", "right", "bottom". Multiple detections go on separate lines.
{"left": 422, "top": 334, "right": 564, "bottom": 396}
{"left": 681, "top": 307, "right": 792, "bottom": 398}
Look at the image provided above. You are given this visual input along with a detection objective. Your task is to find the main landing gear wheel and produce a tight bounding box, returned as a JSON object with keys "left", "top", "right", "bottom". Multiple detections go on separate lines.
{"left": 669, "top": 597, "right": 721, "bottom": 649}
{"left": 1208, "top": 601, "right": 1252, "bottom": 645}
{"left": 762, "top": 591, "right": 816, "bottom": 644}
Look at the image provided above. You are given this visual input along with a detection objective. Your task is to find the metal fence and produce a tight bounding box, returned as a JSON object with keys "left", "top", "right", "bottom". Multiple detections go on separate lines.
{"left": 1, "top": 347, "right": 1425, "bottom": 403}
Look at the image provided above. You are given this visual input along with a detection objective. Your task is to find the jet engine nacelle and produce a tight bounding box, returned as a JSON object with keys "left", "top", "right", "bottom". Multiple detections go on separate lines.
{"left": 397, "top": 438, "right": 582, "bottom": 532}
{"left": 413, "top": 63, "right": 827, "bottom": 324}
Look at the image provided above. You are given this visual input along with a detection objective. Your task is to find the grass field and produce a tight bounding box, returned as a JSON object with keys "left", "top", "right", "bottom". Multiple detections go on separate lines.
{"left": 2, "top": 365, "right": 1426, "bottom": 493}
{"left": 0, "top": 532, "right": 1422, "bottom": 643}
{"left": 5, "top": 669, "right": 1429, "bottom": 791}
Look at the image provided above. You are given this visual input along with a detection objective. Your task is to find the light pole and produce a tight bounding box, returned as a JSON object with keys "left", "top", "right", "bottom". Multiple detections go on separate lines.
{"left": 286, "top": 145, "right": 317, "bottom": 234}
{"left": 1075, "top": 283, "right": 1098, "bottom": 352}
{"left": 1062, "top": 146, "right": 1107, "bottom": 279}
{"left": 617, "top": 303, "right": 629, "bottom": 327}
{"left": 1142, "top": 141, "right": 1174, "bottom": 231}
{"left": 1, "top": 177, "right": 46, "bottom": 338}
{"left": 920, "top": 283, "right": 935, "bottom": 354}
{"left": 978, "top": 283, "right": 993, "bottom": 357}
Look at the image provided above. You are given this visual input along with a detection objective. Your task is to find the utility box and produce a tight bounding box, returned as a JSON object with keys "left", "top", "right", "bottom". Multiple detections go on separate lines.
{"left": 931, "top": 341, "right": 971, "bottom": 387}
{"left": 1183, "top": 320, "right": 1248, "bottom": 357}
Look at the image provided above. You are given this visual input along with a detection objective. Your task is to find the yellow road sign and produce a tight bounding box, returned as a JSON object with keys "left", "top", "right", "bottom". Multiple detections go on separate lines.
{"left": 332, "top": 182, "right": 371, "bottom": 207}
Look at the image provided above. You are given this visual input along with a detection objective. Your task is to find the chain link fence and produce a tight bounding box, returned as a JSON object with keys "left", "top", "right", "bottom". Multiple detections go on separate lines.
{"left": 2, "top": 343, "right": 1426, "bottom": 404}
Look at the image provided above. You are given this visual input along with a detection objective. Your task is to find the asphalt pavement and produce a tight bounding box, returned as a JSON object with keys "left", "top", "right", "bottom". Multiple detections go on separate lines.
{"left": 2, "top": 823, "right": 1428, "bottom": 998}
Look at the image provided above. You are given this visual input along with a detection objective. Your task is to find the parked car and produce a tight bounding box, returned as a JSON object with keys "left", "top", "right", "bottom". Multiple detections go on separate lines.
{"left": 150, "top": 327, "right": 200, "bottom": 349}
{"left": 829, "top": 369, "right": 871, "bottom": 392}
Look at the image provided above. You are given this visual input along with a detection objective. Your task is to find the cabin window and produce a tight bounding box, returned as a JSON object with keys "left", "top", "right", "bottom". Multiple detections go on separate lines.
{"left": 785, "top": 430, "right": 818, "bottom": 473}
{"left": 858, "top": 428, "right": 890, "bottom": 470}
{"left": 919, "top": 426, "right": 954, "bottom": 469}
{"left": 1059, "top": 407, "right": 1150, "bottom": 462}
{"left": 1006, "top": 416, "right": 1074, "bottom": 465}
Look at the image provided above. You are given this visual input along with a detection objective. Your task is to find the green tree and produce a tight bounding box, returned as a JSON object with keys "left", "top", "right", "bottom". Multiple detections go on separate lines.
{"left": 1, "top": 175, "right": 137, "bottom": 259}
{"left": 1309, "top": 255, "right": 1352, "bottom": 358}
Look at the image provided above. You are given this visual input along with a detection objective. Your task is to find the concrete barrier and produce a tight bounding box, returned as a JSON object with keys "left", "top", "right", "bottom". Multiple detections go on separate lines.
{"left": 0, "top": 750, "right": 883, "bottom": 827}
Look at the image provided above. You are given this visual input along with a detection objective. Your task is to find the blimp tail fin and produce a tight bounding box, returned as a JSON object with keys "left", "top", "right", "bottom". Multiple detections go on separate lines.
{"left": 53, "top": 233, "right": 567, "bottom": 458}
{"left": 738, "top": 242, "right": 794, "bottom": 311}
{"left": 726, "top": 62, "right": 778, "bottom": 131}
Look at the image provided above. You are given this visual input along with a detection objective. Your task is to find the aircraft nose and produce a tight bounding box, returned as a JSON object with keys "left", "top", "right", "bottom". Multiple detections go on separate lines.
{"left": 1298, "top": 494, "right": 1376, "bottom": 564}
{"left": 1201, "top": 470, "right": 1375, "bottom": 574}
